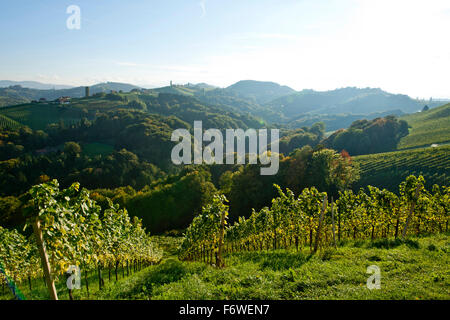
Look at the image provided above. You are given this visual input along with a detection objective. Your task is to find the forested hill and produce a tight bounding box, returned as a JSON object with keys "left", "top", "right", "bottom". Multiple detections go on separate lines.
{"left": 265, "top": 87, "right": 442, "bottom": 117}
{"left": 145, "top": 83, "right": 435, "bottom": 128}
{"left": 225, "top": 80, "right": 296, "bottom": 104}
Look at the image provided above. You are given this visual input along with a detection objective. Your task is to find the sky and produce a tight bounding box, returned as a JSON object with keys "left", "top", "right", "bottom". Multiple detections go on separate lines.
{"left": 0, "top": 0, "right": 449, "bottom": 98}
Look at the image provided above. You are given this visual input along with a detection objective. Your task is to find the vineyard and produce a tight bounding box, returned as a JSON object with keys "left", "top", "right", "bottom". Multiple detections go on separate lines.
{"left": 1, "top": 175, "right": 448, "bottom": 300}
{"left": 0, "top": 114, "right": 22, "bottom": 130}
{"left": 179, "top": 175, "right": 449, "bottom": 266}
{"left": 0, "top": 104, "right": 86, "bottom": 130}
{"left": 353, "top": 145, "right": 449, "bottom": 191}
{"left": 398, "top": 103, "right": 450, "bottom": 149}
{"left": 0, "top": 180, "right": 162, "bottom": 300}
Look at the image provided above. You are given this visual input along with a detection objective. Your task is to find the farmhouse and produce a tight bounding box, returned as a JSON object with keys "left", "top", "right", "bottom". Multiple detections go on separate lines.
{"left": 56, "top": 96, "right": 71, "bottom": 105}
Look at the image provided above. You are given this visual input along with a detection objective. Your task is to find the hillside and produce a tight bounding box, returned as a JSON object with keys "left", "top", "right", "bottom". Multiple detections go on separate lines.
{"left": 149, "top": 85, "right": 198, "bottom": 96}
{"left": 398, "top": 103, "right": 450, "bottom": 149}
{"left": 286, "top": 109, "right": 405, "bottom": 131}
{"left": 353, "top": 145, "right": 449, "bottom": 191}
{"left": 0, "top": 103, "right": 86, "bottom": 130}
{"left": 0, "top": 93, "right": 130, "bottom": 130}
{"left": 265, "top": 87, "right": 439, "bottom": 118}
{"left": 0, "top": 90, "right": 262, "bottom": 131}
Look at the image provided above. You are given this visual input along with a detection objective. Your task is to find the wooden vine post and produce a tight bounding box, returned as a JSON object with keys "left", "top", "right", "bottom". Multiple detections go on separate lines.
{"left": 313, "top": 195, "right": 328, "bottom": 253}
{"left": 402, "top": 184, "right": 421, "bottom": 239}
{"left": 33, "top": 218, "right": 58, "bottom": 300}
{"left": 330, "top": 197, "right": 337, "bottom": 248}
{"left": 216, "top": 207, "right": 227, "bottom": 269}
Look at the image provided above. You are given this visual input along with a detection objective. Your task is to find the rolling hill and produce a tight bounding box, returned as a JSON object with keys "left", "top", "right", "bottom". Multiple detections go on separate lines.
{"left": 285, "top": 109, "right": 405, "bottom": 131}
{"left": 265, "top": 87, "right": 439, "bottom": 118}
{"left": 0, "top": 90, "right": 262, "bottom": 131}
{"left": 225, "top": 80, "right": 296, "bottom": 104}
{"left": 140, "top": 84, "right": 450, "bottom": 135}
{"left": 1, "top": 79, "right": 448, "bottom": 135}
{"left": 398, "top": 103, "right": 450, "bottom": 149}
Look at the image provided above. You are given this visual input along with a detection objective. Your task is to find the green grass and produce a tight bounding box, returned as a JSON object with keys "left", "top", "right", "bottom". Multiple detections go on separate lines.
{"left": 399, "top": 103, "right": 450, "bottom": 149}
{"left": 151, "top": 235, "right": 184, "bottom": 258}
{"left": 354, "top": 145, "right": 449, "bottom": 191}
{"left": 103, "top": 234, "right": 449, "bottom": 300}
{"left": 5, "top": 234, "right": 447, "bottom": 300}
{"left": 0, "top": 263, "right": 146, "bottom": 300}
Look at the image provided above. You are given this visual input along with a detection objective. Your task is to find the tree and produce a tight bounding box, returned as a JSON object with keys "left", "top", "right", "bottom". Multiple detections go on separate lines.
{"left": 127, "top": 100, "right": 147, "bottom": 110}
{"left": 324, "top": 116, "right": 410, "bottom": 155}
{"left": 64, "top": 141, "right": 82, "bottom": 156}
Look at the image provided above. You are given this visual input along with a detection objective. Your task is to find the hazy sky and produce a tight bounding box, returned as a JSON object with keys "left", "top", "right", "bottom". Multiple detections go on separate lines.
{"left": 1, "top": 0, "right": 449, "bottom": 98}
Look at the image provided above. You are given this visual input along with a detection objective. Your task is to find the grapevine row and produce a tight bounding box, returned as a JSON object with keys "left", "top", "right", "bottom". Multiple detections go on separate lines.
{"left": 0, "top": 179, "right": 162, "bottom": 299}
{"left": 180, "top": 175, "right": 449, "bottom": 265}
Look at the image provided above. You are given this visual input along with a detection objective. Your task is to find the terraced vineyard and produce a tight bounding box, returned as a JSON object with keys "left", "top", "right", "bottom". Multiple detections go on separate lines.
{"left": 0, "top": 114, "right": 22, "bottom": 130}
{"left": 354, "top": 145, "right": 449, "bottom": 191}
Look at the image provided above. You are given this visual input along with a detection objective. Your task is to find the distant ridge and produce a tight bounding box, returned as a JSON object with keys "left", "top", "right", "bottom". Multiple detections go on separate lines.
{"left": 89, "top": 82, "right": 141, "bottom": 93}
{"left": 0, "top": 80, "right": 74, "bottom": 90}
{"left": 225, "top": 80, "right": 296, "bottom": 104}
{"left": 0, "top": 82, "right": 141, "bottom": 107}
{"left": 265, "top": 87, "right": 443, "bottom": 116}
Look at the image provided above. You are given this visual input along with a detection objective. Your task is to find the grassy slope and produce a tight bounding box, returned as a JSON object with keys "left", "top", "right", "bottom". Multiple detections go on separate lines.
{"left": 102, "top": 234, "right": 449, "bottom": 300}
{"left": 150, "top": 86, "right": 197, "bottom": 96}
{"left": 399, "top": 103, "right": 450, "bottom": 149}
{"left": 4, "top": 234, "right": 448, "bottom": 300}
